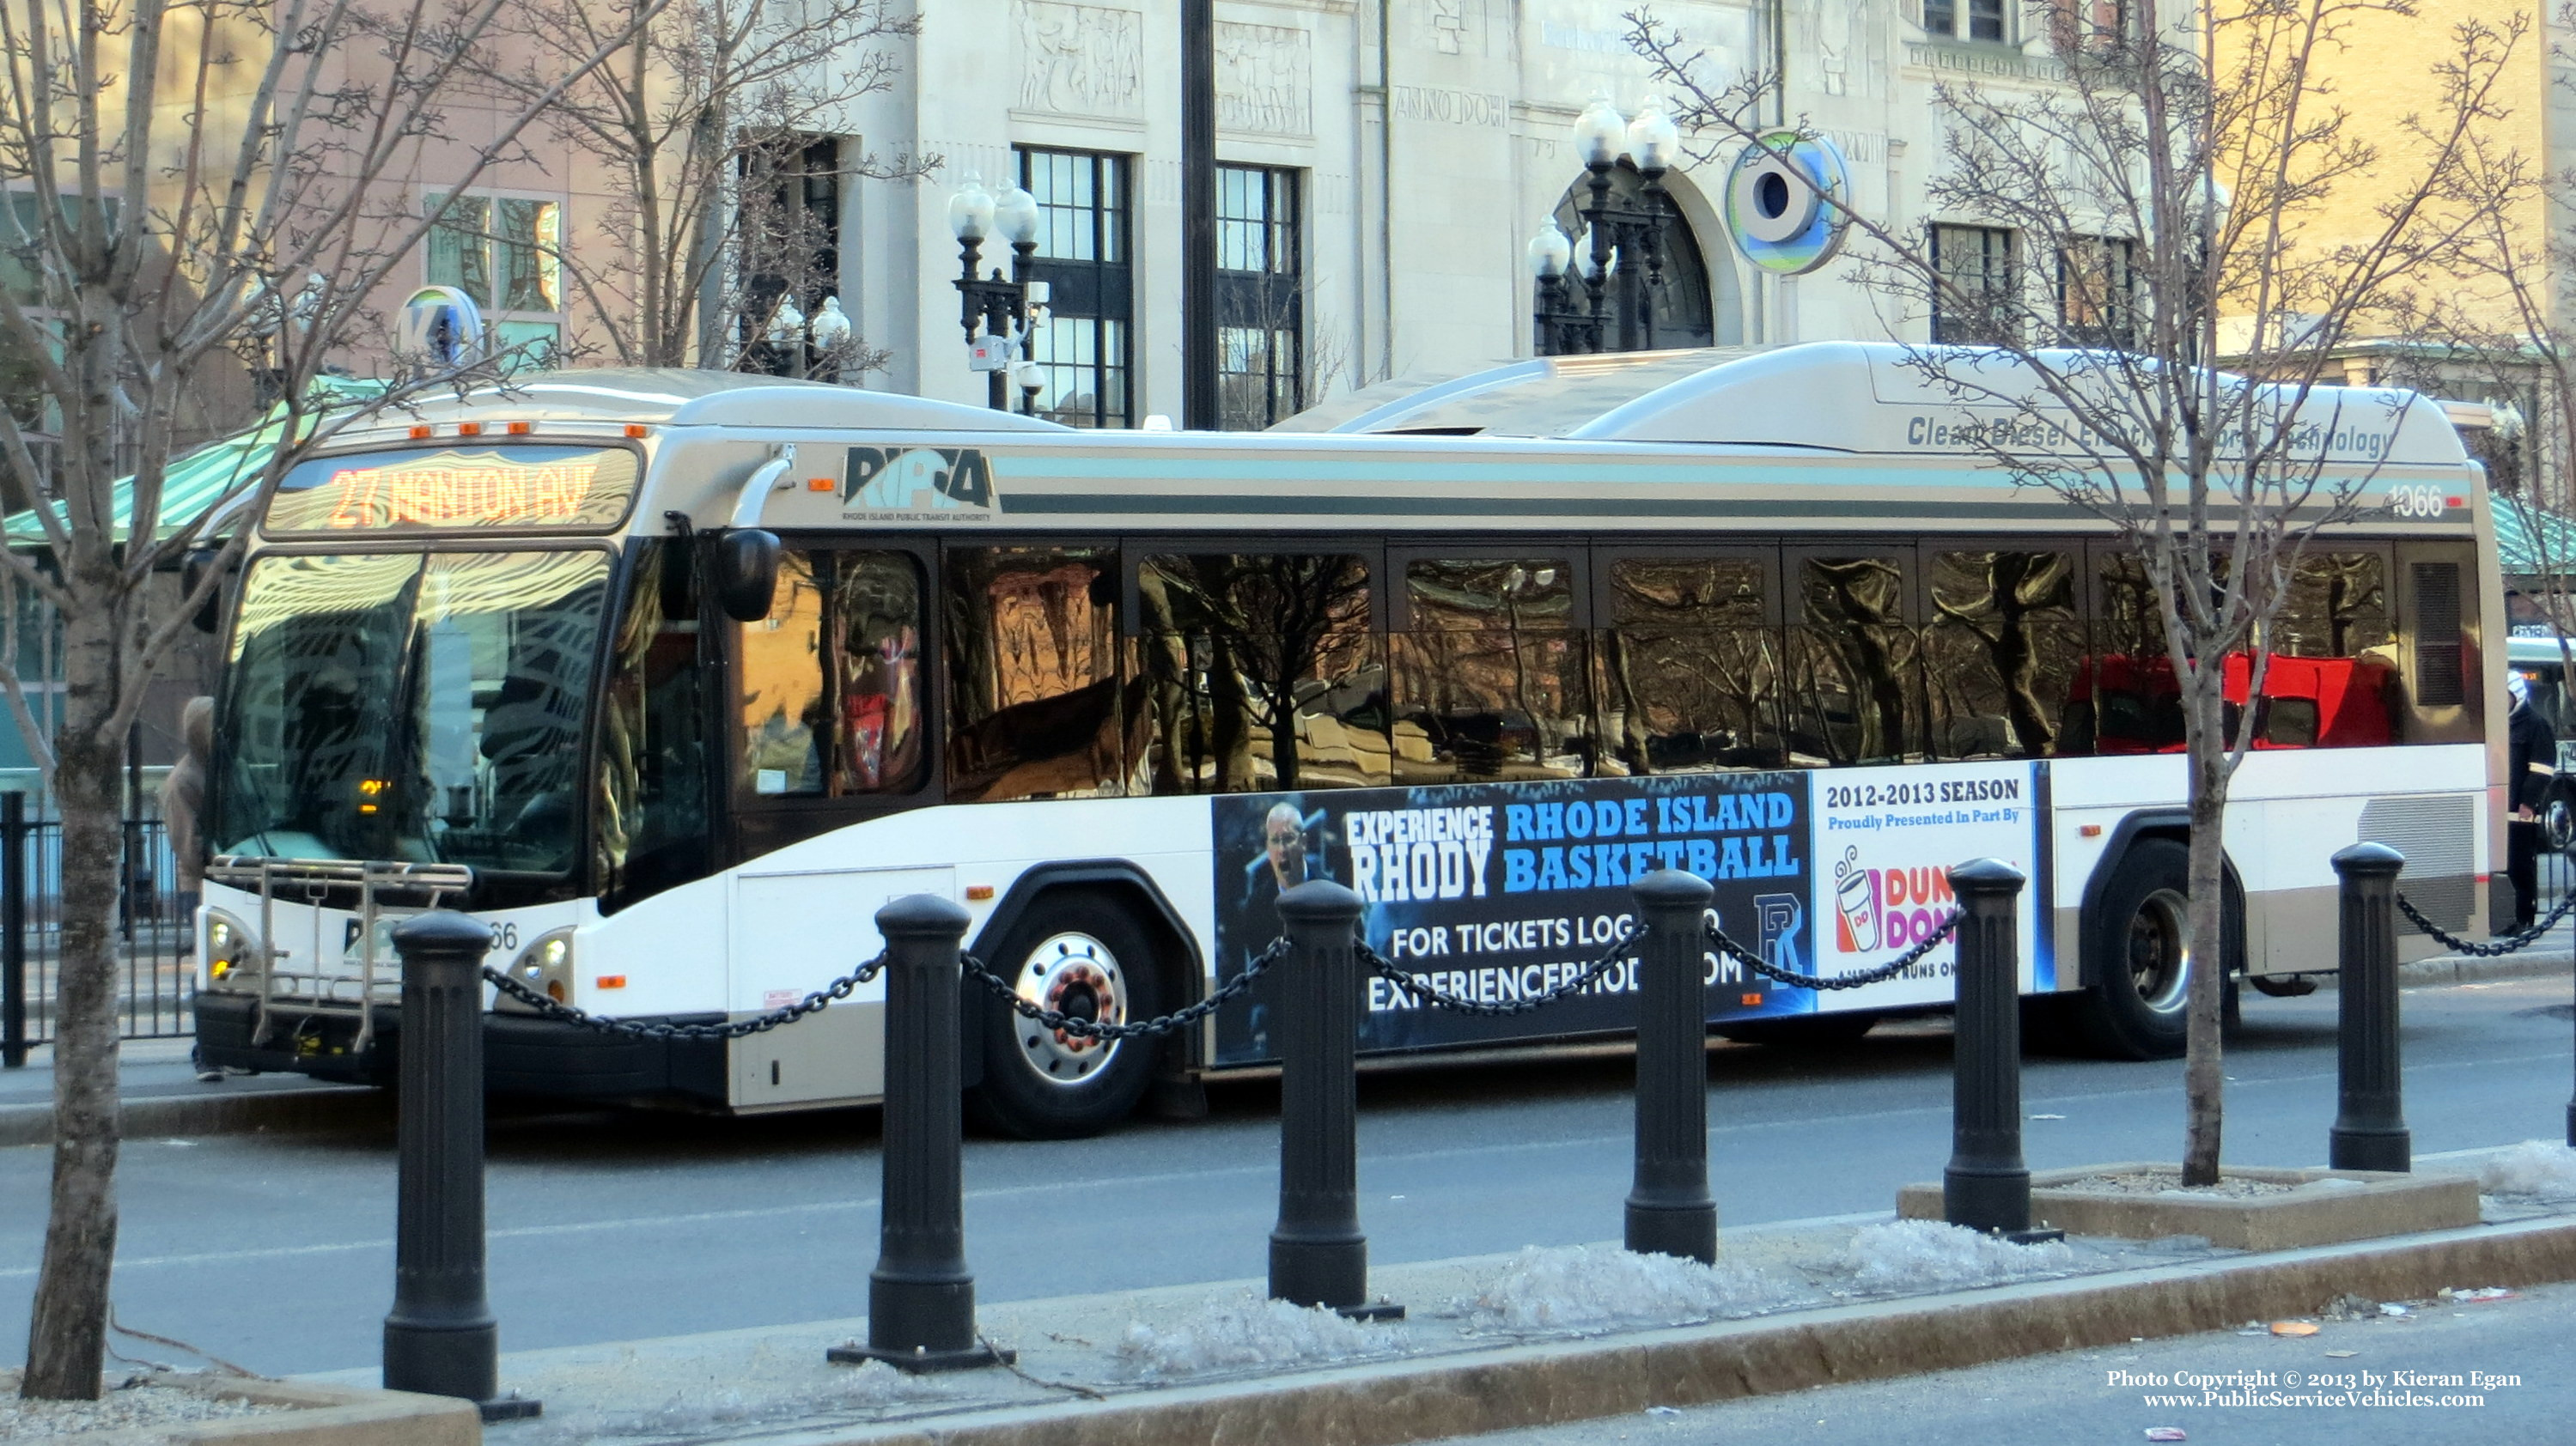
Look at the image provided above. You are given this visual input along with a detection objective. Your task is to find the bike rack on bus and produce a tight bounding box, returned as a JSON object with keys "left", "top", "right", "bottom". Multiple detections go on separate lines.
{"left": 205, "top": 856, "right": 476, "bottom": 1056}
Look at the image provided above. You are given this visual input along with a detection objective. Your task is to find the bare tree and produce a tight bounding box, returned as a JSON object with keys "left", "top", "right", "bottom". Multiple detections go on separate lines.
{"left": 1629, "top": 0, "right": 2524, "bottom": 1184}
{"left": 0, "top": 0, "right": 666, "bottom": 1397}
{"left": 466, "top": 0, "right": 926, "bottom": 371}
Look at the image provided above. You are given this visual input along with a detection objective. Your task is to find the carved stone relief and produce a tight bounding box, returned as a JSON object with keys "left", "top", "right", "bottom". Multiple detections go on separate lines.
{"left": 1216, "top": 21, "right": 1312, "bottom": 137}
{"left": 1015, "top": 0, "right": 1143, "bottom": 120}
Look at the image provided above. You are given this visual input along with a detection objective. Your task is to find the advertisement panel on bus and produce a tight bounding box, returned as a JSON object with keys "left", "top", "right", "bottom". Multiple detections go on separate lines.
{"left": 1207, "top": 763, "right": 2046, "bottom": 1066}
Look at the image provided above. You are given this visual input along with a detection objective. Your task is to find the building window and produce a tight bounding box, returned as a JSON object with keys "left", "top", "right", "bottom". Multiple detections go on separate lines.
{"left": 2059, "top": 235, "right": 2136, "bottom": 348}
{"left": 1016, "top": 148, "right": 1134, "bottom": 428}
{"left": 2049, "top": 0, "right": 2133, "bottom": 52}
{"left": 1922, "top": 0, "right": 2007, "bottom": 42}
{"left": 738, "top": 136, "right": 843, "bottom": 378}
{"left": 1930, "top": 224, "right": 2018, "bottom": 346}
{"left": 426, "top": 192, "right": 563, "bottom": 368}
{"left": 1217, "top": 165, "right": 1303, "bottom": 430}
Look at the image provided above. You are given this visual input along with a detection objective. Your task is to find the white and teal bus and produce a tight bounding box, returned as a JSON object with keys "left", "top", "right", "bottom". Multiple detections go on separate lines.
{"left": 193, "top": 344, "right": 2502, "bottom": 1138}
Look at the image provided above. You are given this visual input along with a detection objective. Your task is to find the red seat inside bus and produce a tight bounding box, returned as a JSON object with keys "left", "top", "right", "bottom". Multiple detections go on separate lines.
{"left": 2070, "top": 652, "right": 2396, "bottom": 752}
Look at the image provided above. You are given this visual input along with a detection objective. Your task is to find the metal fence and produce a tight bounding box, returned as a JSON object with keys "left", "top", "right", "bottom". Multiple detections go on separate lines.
{"left": 0, "top": 793, "right": 193, "bottom": 1065}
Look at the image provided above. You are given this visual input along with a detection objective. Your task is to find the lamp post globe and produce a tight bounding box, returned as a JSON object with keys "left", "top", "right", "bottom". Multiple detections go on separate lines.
{"left": 994, "top": 186, "right": 1040, "bottom": 249}
{"left": 947, "top": 172, "right": 995, "bottom": 243}
{"left": 1573, "top": 96, "right": 1627, "bottom": 169}
{"left": 1627, "top": 102, "right": 1680, "bottom": 174}
{"left": 1526, "top": 222, "right": 1572, "bottom": 279}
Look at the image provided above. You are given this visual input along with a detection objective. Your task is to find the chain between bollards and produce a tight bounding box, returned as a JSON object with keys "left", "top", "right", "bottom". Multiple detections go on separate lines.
{"left": 1270, "top": 880, "right": 1403, "bottom": 1321}
{"left": 1941, "top": 860, "right": 2055, "bottom": 1242}
{"left": 1626, "top": 871, "right": 1716, "bottom": 1264}
{"left": 830, "top": 894, "right": 1012, "bottom": 1372}
{"left": 2330, "top": 843, "right": 2412, "bottom": 1172}
{"left": 381, "top": 911, "right": 539, "bottom": 1421}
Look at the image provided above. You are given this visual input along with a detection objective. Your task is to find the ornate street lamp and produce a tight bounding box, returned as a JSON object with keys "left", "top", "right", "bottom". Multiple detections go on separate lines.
{"left": 948, "top": 172, "right": 1047, "bottom": 410}
{"left": 1532, "top": 97, "right": 1683, "bottom": 356}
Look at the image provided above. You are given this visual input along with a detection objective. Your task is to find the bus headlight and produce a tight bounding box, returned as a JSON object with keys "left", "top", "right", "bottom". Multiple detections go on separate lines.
{"left": 205, "top": 910, "right": 259, "bottom": 989}
{"left": 502, "top": 929, "right": 575, "bottom": 1010}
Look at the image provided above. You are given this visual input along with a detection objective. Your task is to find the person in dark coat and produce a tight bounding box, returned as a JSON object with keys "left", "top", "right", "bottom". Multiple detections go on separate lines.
{"left": 2506, "top": 669, "right": 2556, "bottom": 930}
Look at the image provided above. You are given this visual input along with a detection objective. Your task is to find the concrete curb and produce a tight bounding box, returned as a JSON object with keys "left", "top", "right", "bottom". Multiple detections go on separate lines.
{"left": 791, "top": 1214, "right": 2576, "bottom": 1446}
{"left": 0, "top": 1085, "right": 385, "bottom": 1148}
{"left": 2397, "top": 949, "right": 2573, "bottom": 987}
{"left": 8, "top": 1371, "right": 474, "bottom": 1446}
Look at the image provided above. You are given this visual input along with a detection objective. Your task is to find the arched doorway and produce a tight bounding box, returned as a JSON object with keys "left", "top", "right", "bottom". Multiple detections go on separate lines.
{"left": 1550, "top": 161, "right": 1718, "bottom": 351}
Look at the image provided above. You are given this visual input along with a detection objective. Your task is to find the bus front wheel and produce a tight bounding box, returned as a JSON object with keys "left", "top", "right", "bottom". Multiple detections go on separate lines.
{"left": 2074, "top": 839, "right": 2195, "bottom": 1060}
{"left": 966, "top": 893, "right": 1166, "bottom": 1139}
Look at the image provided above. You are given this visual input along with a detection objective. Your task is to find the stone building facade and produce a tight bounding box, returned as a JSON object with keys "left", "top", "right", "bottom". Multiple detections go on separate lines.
{"left": 815, "top": 0, "right": 2094, "bottom": 425}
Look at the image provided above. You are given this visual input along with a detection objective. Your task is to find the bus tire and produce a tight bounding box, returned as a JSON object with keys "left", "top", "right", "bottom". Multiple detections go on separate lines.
{"left": 2074, "top": 838, "right": 2195, "bottom": 1060}
{"left": 1714, "top": 1011, "right": 1880, "bottom": 1047}
{"left": 965, "top": 892, "right": 1165, "bottom": 1139}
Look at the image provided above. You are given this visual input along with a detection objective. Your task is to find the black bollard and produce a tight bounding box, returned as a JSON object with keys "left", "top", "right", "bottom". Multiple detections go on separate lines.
{"left": 830, "top": 894, "right": 1008, "bottom": 1371}
{"left": 1628, "top": 871, "right": 1716, "bottom": 1264}
{"left": 2330, "top": 842, "right": 2411, "bottom": 1172}
{"left": 1943, "top": 859, "right": 2053, "bottom": 1240}
{"left": 1269, "top": 879, "right": 1401, "bottom": 1320}
{"left": 382, "top": 911, "right": 538, "bottom": 1420}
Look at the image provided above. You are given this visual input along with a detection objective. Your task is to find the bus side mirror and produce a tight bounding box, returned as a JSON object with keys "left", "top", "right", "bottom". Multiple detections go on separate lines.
{"left": 181, "top": 544, "right": 225, "bottom": 634}
{"left": 714, "top": 528, "right": 779, "bottom": 623}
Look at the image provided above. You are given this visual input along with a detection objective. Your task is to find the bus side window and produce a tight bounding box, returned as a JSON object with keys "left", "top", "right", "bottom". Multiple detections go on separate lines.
{"left": 1926, "top": 550, "right": 2083, "bottom": 760}
{"left": 831, "top": 553, "right": 924, "bottom": 793}
{"left": 2070, "top": 552, "right": 2181, "bottom": 756}
{"left": 737, "top": 551, "right": 829, "bottom": 797}
{"left": 944, "top": 546, "right": 1124, "bottom": 802}
{"left": 1135, "top": 554, "right": 1383, "bottom": 794}
{"left": 600, "top": 538, "right": 712, "bottom": 910}
{"left": 1598, "top": 555, "right": 1784, "bottom": 775}
{"left": 1787, "top": 556, "right": 1923, "bottom": 766}
{"left": 2241, "top": 550, "right": 2396, "bottom": 750}
{"left": 1392, "top": 558, "right": 1589, "bottom": 784}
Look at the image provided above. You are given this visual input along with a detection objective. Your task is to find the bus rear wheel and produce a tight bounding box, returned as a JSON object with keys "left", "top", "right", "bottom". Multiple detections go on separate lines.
{"left": 2074, "top": 839, "right": 2195, "bottom": 1060}
{"left": 966, "top": 893, "right": 1165, "bottom": 1139}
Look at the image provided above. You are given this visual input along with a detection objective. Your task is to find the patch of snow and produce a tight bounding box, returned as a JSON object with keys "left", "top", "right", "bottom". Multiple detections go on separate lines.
{"left": 1117, "top": 1294, "right": 1402, "bottom": 1378}
{"left": 1842, "top": 1219, "right": 2075, "bottom": 1291}
{"left": 2479, "top": 1140, "right": 2576, "bottom": 1199}
{"left": 1461, "top": 1244, "right": 1794, "bottom": 1332}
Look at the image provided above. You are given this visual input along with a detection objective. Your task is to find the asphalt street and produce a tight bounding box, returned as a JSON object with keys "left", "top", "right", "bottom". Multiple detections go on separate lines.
{"left": 1436, "top": 1279, "right": 2576, "bottom": 1445}
{"left": 0, "top": 975, "right": 2567, "bottom": 1377}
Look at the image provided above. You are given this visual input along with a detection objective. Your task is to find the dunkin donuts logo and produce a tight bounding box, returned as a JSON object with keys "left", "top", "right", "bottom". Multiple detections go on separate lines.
{"left": 1830, "top": 846, "right": 1961, "bottom": 954}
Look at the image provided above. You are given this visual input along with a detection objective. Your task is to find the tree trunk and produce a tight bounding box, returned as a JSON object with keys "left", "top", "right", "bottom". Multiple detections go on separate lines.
{"left": 2180, "top": 673, "right": 2231, "bottom": 1188}
{"left": 21, "top": 603, "right": 126, "bottom": 1400}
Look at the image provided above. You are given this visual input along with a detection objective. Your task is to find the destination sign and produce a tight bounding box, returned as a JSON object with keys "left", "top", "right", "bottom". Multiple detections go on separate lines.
{"left": 265, "top": 445, "right": 638, "bottom": 532}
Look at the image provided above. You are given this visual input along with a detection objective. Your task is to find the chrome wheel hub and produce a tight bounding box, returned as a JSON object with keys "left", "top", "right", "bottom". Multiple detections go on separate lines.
{"left": 2128, "top": 888, "right": 2193, "bottom": 1015}
{"left": 1008, "top": 932, "right": 1128, "bottom": 1088}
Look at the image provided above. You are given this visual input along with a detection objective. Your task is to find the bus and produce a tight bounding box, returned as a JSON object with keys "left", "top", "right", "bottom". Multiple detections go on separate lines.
{"left": 192, "top": 344, "right": 2501, "bottom": 1138}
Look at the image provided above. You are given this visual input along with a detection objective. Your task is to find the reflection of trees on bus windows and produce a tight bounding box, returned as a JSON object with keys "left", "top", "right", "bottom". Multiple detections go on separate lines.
{"left": 734, "top": 550, "right": 923, "bottom": 799}
{"left": 1392, "top": 559, "right": 1591, "bottom": 783}
{"left": 943, "top": 547, "right": 1124, "bottom": 801}
{"left": 1136, "top": 554, "right": 1382, "bottom": 793}
{"left": 1788, "top": 557, "right": 1922, "bottom": 765}
{"left": 1599, "top": 556, "right": 1783, "bottom": 774}
{"left": 1926, "top": 550, "right": 2083, "bottom": 759}
{"left": 598, "top": 540, "right": 712, "bottom": 908}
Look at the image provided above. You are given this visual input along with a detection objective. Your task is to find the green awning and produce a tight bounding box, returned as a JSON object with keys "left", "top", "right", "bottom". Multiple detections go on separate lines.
{"left": 7, "top": 378, "right": 386, "bottom": 548}
{"left": 2495, "top": 498, "right": 2576, "bottom": 580}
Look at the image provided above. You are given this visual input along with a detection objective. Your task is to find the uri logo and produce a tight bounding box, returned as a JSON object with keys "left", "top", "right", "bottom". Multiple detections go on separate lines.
{"left": 843, "top": 447, "right": 996, "bottom": 517}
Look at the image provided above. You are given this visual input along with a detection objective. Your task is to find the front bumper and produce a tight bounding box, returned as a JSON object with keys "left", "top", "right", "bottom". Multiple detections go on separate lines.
{"left": 192, "top": 991, "right": 728, "bottom": 1104}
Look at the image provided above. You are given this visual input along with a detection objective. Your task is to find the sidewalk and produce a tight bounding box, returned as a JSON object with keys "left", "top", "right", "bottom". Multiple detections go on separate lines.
{"left": 300, "top": 1144, "right": 2576, "bottom": 1446}
{"left": 0, "top": 1037, "right": 378, "bottom": 1147}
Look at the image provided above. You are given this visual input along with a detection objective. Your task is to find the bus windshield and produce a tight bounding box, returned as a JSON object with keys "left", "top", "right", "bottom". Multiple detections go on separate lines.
{"left": 210, "top": 548, "right": 615, "bottom": 873}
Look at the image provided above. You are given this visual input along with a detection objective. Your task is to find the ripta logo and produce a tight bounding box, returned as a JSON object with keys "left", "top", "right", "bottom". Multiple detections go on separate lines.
{"left": 843, "top": 447, "right": 996, "bottom": 513}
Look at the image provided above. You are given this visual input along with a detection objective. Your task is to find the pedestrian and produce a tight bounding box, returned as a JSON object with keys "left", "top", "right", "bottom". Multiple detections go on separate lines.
{"left": 160, "top": 696, "right": 222, "bottom": 1082}
{"left": 2506, "top": 669, "right": 2555, "bottom": 931}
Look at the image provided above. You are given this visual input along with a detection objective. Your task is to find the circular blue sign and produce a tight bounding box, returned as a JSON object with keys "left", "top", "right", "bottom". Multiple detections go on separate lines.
{"left": 1723, "top": 131, "right": 1853, "bottom": 276}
